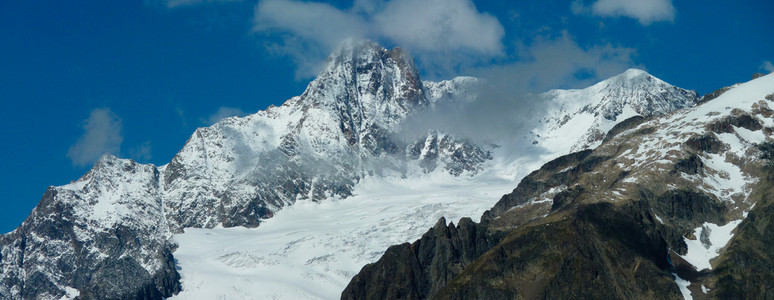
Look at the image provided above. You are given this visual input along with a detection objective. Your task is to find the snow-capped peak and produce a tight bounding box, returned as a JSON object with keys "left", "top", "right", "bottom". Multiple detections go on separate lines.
{"left": 595, "top": 68, "right": 672, "bottom": 93}
{"left": 611, "top": 68, "right": 651, "bottom": 81}
{"left": 298, "top": 39, "right": 425, "bottom": 131}
{"left": 535, "top": 68, "right": 699, "bottom": 152}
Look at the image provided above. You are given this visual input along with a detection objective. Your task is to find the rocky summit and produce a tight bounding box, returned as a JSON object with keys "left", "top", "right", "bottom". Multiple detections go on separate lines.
{"left": 2, "top": 39, "right": 758, "bottom": 300}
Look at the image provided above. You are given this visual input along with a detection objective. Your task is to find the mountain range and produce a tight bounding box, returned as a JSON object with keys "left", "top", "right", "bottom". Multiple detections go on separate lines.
{"left": 2, "top": 40, "right": 770, "bottom": 299}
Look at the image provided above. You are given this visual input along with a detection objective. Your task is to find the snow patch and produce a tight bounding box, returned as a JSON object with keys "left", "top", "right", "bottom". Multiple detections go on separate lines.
{"left": 701, "top": 285, "right": 710, "bottom": 294}
{"left": 673, "top": 273, "right": 693, "bottom": 300}
{"left": 679, "top": 220, "right": 742, "bottom": 271}
{"left": 653, "top": 213, "right": 664, "bottom": 224}
{"left": 58, "top": 286, "right": 80, "bottom": 300}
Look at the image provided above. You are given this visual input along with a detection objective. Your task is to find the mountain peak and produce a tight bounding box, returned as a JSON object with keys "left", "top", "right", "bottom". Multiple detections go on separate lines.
{"left": 298, "top": 39, "right": 426, "bottom": 129}
{"left": 619, "top": 68, "right": 650, "bottom": 79}
{"left": 324, "top": 39, "right": 382, "bottom": 66}
{"left": 537, "top": 68, "right": 699, "bottom": 152}
{"left": 321, "top": 39, "right": 417, "bottom": 77}
{"left": 598, "top": 68, "right": 662, "bottom": 89}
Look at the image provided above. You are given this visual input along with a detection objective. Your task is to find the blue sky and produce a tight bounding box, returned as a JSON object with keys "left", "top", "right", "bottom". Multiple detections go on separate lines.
{"left": 1, "top": 0, "right": 772, "bottom": 233}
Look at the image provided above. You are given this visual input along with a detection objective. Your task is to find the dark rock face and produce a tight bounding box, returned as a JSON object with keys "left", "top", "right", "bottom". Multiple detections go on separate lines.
{"left": 342, "top": 198, "right": 691, "bottom": 299}
{"left": 685, "top": 134, "right": 727, "bottom": 154}
{"left": 699, "top": 86, "right": 734, "bottom": 104}
{"left": 602, "top": 115, "right": 646, "bottom": 143}
{"left": 707, "top": 113, "right": 762, "bottom": 133}
{"left": 341, "top": 217, "right": 505, "bottom": 300}
{"left": 712, "top": 194, "right": 774, "bottom": 300}
{"left": 435, "top": 202, "right": 681, "bottom": 300}
{"left": 341, "top": 155, "right": 736, "bottom": 299}
{"left": 673, "top": 153, "right": 704, "bottom": 175}
{"left": 710, "top": 147, "right": 774, "bottom": 299}
{"left": 0, "top": 212, "right": 181, "bottom": 300}
{"left": 407, "top": 132, "right": 493, "bottom": 176}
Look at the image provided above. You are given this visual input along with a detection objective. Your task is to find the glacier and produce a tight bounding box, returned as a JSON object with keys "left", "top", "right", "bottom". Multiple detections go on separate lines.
{"left": 0, "top": 39, "right": 703, "bottom": 299}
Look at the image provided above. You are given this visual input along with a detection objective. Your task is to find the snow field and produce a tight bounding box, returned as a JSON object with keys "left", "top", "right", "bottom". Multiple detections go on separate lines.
{"left": 172, "top": 173, "right": 516, "bottom": 299}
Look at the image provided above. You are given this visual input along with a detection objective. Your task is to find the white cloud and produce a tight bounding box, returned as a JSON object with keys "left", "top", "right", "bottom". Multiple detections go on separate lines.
{"left": 403, "top": 33, "right": 637, "bottom": 141}
{"left": 253, "top": 0, "right": 504, "bottom": 78}
{"left": 254, "top": 0, "right": 370, "bottom": 77}
{"left": 374, "top": 0, "right": 503, "bottom": 55}
{"left": 67, "top": 108, "right": 123, "bottom": 167}
{"left": 129, "top": 141, "right": 153, "bottom": 162}
{"left": 761, "top": 61, "right": 774, "bottom": 73}
{"left": 153, "top": 0, "right": 242, "bottom": 9}
{"left": 491, "top": 33, "right": 638, "bottom": 91}
{"left": 206, "top": 106, "right": 246, "bottom": 125}
{"left": 574, "top": 0, "right": 676, "bottom": 25}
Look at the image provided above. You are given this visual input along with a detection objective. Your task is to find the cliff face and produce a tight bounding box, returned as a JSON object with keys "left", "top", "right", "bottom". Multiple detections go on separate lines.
{"left": 342, "top": 73, "right": 774, "bottom": 299}
{"left": 0, "top": 156, "right": 181, "bottom": 300}
{"left": 342, "top": 217, "right": 505, "bottom": 300}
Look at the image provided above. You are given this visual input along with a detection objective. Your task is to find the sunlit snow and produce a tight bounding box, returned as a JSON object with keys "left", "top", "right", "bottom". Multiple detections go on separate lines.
{"left": 673, "top": 273, "right": 692, "bottom": 300}
{"left": 679, "top": 220, "right": 742, "bottom": 271}
{"left": 172, "top": 173, "right": 516, "bottom": 299}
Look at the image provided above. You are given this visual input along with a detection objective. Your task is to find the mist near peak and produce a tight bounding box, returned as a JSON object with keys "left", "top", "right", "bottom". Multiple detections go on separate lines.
{"left": 401, "top": 33, "right": 636, "bottom": 146}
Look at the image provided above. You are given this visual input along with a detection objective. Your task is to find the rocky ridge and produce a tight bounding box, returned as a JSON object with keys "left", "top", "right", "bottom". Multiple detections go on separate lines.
{"left": 343, "top": 72, "right": 774, "bottom": 299}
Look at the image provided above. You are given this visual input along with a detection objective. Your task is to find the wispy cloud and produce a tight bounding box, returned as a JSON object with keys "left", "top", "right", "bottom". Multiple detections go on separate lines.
{"left": 478, "top": 33, "right": 638, "bottom": 91}
{"left": 175, "top": 106, "right": 187, "bottom": 127}
{"left": 205, "top": 106, "right": 246, "bottom": 125}
{"left": 573, "top": 0, "right": 676, "bottom": 25}
{"left": 129, "top": 141, "right": 153, "bottom": 162}
{"left": 403, "top": 33, "right": 636, "bottom": 141}
{"left": 253, "top": 0, "right": 504, "bottom": 78}
{"left": 149, "top": 0, "right": 243, "bottom": 9}
{"left": 67, "top": 108, "right": 123, "bottom": 167}
{"left": 761, "top": 61, "right": 774, "bottom": 73}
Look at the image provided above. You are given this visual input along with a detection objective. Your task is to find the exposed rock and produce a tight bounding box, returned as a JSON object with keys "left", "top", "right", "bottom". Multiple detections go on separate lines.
{"left": 344, "top": 72, "right": 774, "bottom": 299}
{"left": 0, "top": 156, "right": 180, "bottom": 300}
{"left": 699, "top": 85, "right": 734, "bottom": 104}
{"left": 673, "top": 153, "right": 704, "bottom": 175}
{"left": 685, "top": 134, "right": 727, "bottom": 154}
{"left": 602, "top": 115, "right": 646, "bottom": 143}
{"left": 341, "top": 217, "right": 505, "bottom": 300}
{"left": 706, "top": 113, "right": 762, "bottom": 133}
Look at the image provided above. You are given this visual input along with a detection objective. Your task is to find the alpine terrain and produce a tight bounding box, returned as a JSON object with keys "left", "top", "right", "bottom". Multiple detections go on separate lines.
{"left": 4, "top": 39, "right": 764, "bottom": 299}
{"left": 343, "top": 72, "right": 774, "bottom": 299}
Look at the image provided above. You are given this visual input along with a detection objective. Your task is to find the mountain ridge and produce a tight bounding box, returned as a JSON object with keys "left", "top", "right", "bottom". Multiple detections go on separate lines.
{"left": 0, "top": 40, "right": 709, "bottom": 299}
{"left": 342, "top": 72, "right": 774, "bottom": 299}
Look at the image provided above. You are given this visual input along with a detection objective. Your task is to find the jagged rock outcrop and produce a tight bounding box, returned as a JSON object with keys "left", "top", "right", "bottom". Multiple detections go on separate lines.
{"left": 342, "top": 217, "right": 505, "bottom": 300}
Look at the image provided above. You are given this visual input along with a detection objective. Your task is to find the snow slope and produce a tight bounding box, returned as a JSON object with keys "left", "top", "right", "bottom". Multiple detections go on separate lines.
{"left": 173, "top": 173, "right": 514, "bottom": 299}
{"left": 169, "top": 68, "right": 701, "bottom": 299}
